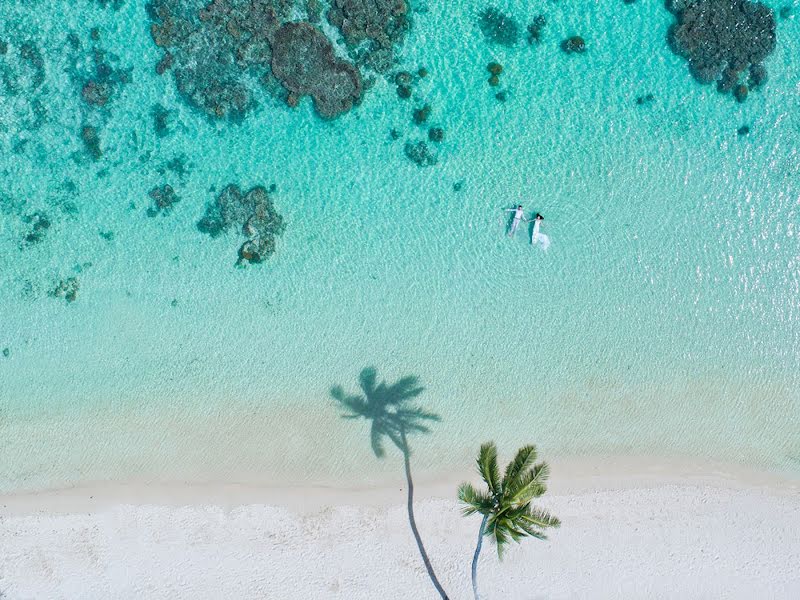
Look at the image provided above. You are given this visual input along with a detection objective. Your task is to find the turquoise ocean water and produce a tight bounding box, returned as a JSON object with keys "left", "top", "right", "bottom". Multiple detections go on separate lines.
{"left": 1, "top": 0, "right": 799, "bottom": 493}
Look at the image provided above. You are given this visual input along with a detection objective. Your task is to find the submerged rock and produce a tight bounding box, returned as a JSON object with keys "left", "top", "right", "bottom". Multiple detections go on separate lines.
{"left": 81, "top": 125, "right": 102, "bottom": 160}
{"left": 428, "top": 127, "right": 444, "bottom": 142}
{"left": 271, "top": 22, "right": 362, "bottom": 119}
{"left": 561, "top": 35, "right": 586, "bottom": 54}
{"left": 668, "top": 0, "right": 776, "bottom": 99}
{"left": 412, "top": 104, "right": 431, "bottom": 125}
{"left": 397, "top": 84, "right": 412, "bottom": 99}
{"left": 478, "top": 7, "right": 520, "bottom": 46}
{"left": 70, "top": 35, "right": 132, "bottom": 110}
{"left": 737, "top": 124, "right": 750, "bottom": 136}
{"left": 327, "top": 0, "right": 410, "bottom": 70}
{"left": 527, "top": 15, "right": 546, "bottom": 44}
{"left": 51, "top": 277, "right": 79, "bottom": 303}
{"left": 147, "top": 184, "right": 180, "bottom": 217}
{"left": 404, "top": 140, "right": 437, "bottom": 167}
{"left": 147, "top": 0, "right": 402, "bottom": 120}
{"left": 395, "top": 71, "right": 413, "bottom": 86}
{"left": 20, "top": 212, "right": 51, "bottom": 246}
{"left": 151, "top": 103, "right": 172, "bottom": 137}
{"left": 197, "top": 184, "right": 285, "bottom": 266}
{"left": 749, "top": 63, "right": 768, "bottom": 88}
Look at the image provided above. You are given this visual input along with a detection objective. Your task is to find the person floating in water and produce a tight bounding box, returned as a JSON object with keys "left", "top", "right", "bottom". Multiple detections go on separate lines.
{"left": 505, "top": 205, "right": 527, "bottom": 237}
{"left": 531, "top": 212, "right": 550, "bottom": 251}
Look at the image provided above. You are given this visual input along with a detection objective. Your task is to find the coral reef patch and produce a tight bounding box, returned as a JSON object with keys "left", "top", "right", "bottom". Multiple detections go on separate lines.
{"left": 478, "top": 7, "right": 520, "bottom": 46}
{"left": 667, "top": 0, "right": 776, "bottom": 100}
{"left": 146, "top": 0, "right": 410, "bottom": 120}
{"left": 271, "top": 22, "right": 362, "bottom": 118}
{"left": 197, "top": 184, "right": 285, "bottom": 266}
{"left": 147, "top": 184, "right": 180, "bottom": 217}
{"left": 50, "top": 277, "right": 80, "bottom": 303}
{"left": 326, "top": 0, "right": 410, "bottom": 72}
{"left": 404, "top": 140, "right": 437, "bottom": 167}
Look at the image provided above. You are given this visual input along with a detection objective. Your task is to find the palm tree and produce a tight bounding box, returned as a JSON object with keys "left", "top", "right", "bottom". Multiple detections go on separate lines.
{"left": 332, "top": 368, "right": 449, "bottom": 600}
{"left": 458, "top": 442, "right": 560, "bottom": 600}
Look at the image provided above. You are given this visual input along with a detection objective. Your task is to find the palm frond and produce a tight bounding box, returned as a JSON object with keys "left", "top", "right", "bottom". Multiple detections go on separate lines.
{"left": 502, "top": 444, "right": 537, "bottom": 490}
{"left": 515, "top": 519, "right": 549, "bottom": 541}
{"left": 522, "top": 506, "right": 561, "bottom": 529}
{"left": 505, "top": 470, "right": 547, "bottom": 505}
{"left": 458, "top": 482, "right": 494, "bottom": 516}
{"left": 529, "top": 461, "right": 551, "bottom": 484}
{"left": 478, "top": 442, "right": 501, "bottom": 497}
{"left": 490, "top": 521, "right": 510, "bottom": 559}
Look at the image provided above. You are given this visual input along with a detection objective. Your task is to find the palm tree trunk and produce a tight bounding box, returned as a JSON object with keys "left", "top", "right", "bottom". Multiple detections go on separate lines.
{"left": 471, "top": 514, "right": 488, "bottom": 600}
{"left": 400, "top": 429, "right": 450, "bottom": 600}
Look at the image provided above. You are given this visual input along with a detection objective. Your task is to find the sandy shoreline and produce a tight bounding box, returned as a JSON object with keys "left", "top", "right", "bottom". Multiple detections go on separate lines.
{"left": 1, "top": 455, "right": 799, "bottom": 599}
{"left": 2, "top": 453, "right": 797, "bottom": 516}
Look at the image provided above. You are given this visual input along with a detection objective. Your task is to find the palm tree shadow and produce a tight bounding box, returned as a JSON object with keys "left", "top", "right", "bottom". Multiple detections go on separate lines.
{"left": 331, "top": 367, "right": 450, "bottom": 600}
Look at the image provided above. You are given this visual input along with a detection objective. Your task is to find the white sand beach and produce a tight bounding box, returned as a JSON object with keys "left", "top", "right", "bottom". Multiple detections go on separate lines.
{"left": 1, "top": 457, "right": 799, "bottom": 600}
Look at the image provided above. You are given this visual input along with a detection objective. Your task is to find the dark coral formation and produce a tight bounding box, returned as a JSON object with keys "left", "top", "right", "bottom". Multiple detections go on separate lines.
{"left": 527, "top": 15, "right": 546, "bottom": 45}
{"left": 271, "top": 22, "right": 362, "bottom": 118}
{"left": 0, "top": 40, "right": 49, "bottom": 138}
{"left": 63, "top": 29, "right": 132, "bottom": 162}
{"left": 412, "top": 103, "right": 431, "bottom": 125}
{"left": 561, "top": 35, "right": 586, "bottom": 54}
{"left": 404, "top": 140, "right": 437, "bottom": 167}
{"left": 147, "top": 184, "right": 180, "bottom": 217}
{"left": 151, "top": 103, "right": 172, "bottom": 137}
{"left": 147, "top": 0, "right": 385, "bottom": 120}
{"left": 668, "top": 0, "right": 776, "bottom": 99}
{"left": 197, "top": 184, "right": 285, "bottom": 265}
{"left": 327, "top": 0, "right": 410, "bottom": 72}
{"left": 70, "top": 34, "right": 132, "bottom": 108}
{"left": 81, "top": 125, "right": 103, "bottom": 160}
{"left": 20, "top": 212, "right": 51, "bottom": 247}
{"left": 487, "top": 61, "right": 503, "bottom": 87}
{"left": 148, "top": 0, "right": 287, "bottom": 119}
{"left": 478, "top": 7, "right": 520, "bottom": 46}
{"left": 50, "top": 277, "right": 79, "bottom": 303}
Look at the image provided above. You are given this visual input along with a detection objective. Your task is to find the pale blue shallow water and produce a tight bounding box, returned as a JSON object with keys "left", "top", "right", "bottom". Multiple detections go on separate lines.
{"left": 1, "top": 0, "right": 799, "bottom": 493}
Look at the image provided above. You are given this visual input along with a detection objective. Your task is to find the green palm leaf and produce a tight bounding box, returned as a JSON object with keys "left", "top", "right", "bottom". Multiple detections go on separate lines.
{"left": 461, "top": 442, "right": 560, "bottom": 560}
{"left": 477, "top": 442, "right": 501, "bottom": 497}
{"left": 502, "top": 444, "right": 537, "bottom": 490}
{"left": 458, "top": 482, "right": 494, "bottom": 516}
{"left": 523, "top": 506, "right": 561, "bottom": 530}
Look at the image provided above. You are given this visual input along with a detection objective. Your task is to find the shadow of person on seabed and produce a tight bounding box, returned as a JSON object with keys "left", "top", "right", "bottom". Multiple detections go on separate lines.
{"left": 331, "top": 367, "right": 451, "bottom": 600}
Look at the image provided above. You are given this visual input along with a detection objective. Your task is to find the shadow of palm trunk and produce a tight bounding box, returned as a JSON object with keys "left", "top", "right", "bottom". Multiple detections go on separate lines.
{"left": 332, "top": 368, "right": 450, "bottom": 598}
{"left": 401, "top": 429, "right": 450, "bottom": 600}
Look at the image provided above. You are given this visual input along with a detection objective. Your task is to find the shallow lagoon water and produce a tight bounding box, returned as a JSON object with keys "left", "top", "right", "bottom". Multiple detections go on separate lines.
{"left": 1, "top": 0, "right": 799, "bottom": 492}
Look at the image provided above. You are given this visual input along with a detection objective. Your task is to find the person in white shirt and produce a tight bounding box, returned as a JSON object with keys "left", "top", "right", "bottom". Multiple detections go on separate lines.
{"left": 505, "top": 204, "right": 527, "bottom": 237}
